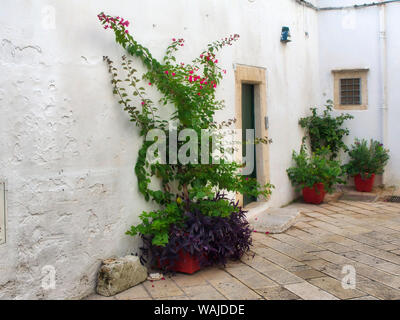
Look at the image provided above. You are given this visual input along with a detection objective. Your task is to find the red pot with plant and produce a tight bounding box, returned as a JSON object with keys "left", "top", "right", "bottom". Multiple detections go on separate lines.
{"left": 173, "top": 250, "right": 203, "bottom": 274}
{"left": 354, "top": 173, "right": 375, "bottom": 192}
{"left": 157, "top": 249, "right": 202, "bottom": 274}
{"left": 287, "top": 146, "right": 345, "bottom": 205}
{"left": 302, "top": 183, "right": 326, "bottom": 204}
{"left": 345, "top": 139, "right": 390, "bottom": 193}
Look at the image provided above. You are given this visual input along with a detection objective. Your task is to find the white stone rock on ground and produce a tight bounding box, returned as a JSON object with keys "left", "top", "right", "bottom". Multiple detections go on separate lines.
{"left": 96, "top": 255, "right": 147, "bottom": 297}
{"left": 247, "top": 207, "right": 301, "bottom": 234}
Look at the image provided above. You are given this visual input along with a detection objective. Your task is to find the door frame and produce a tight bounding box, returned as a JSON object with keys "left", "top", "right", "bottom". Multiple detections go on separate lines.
{"left": 234, "top": 64, "right": 270, "bottom": 207}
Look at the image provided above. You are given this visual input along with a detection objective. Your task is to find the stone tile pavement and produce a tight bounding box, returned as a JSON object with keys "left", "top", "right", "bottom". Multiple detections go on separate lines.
{"left": 87, "top": 200, "right": 400, "bottom": 300}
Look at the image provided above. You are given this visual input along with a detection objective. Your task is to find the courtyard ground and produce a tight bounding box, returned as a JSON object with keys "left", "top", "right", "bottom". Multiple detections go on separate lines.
{"left": 87, "top": 195, "right": 400, "bottom": 300}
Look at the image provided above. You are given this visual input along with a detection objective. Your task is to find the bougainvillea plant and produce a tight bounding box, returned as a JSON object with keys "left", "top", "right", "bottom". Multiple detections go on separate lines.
{"left": 97, "top": 13, "right": 273, "bottom": 269}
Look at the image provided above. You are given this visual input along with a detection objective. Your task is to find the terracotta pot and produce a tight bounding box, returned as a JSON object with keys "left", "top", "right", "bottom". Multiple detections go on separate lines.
{"left": 173, "top": 250, "right": 202, "bottom": 274}
{"left": 354, "top": 173, "right": 375, "bottom": 192}
{"left": 302, "top": 183, "right": 326, "bottom": 204}
{"left": 158, "top": 249, "right": 202, "bottom": 274}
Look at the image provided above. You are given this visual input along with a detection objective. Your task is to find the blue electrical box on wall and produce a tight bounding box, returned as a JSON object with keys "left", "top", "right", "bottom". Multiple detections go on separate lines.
{"left": 281, "top": 26, "right": 291, "bottom": 43}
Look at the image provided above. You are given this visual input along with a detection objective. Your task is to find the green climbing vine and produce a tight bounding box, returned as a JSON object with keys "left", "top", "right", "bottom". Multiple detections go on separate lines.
{"left": 98, "top": 13, "right": 273, "bottom": 246}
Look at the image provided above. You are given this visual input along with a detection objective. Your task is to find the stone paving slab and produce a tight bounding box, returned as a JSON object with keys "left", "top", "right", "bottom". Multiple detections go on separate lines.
{"left": 86, "top": 199, "right": 400, "bottom": 300}
{"left": 255, "top": 286, "right": 301, "bottom": 300}
{"left": 181, "top": 284, "right": 226, "bottom": 300}
{"left": 115, "top": 284, "right": 150, "bottom": 300}
{"left": 225, "top": 263, "right": 278, "bottom": 289}
{"left": 284, "top": 281, "right": 338, "bottom": 300}
{"left": 248, "top": 207, "right": 301, "bottom": 234}
{"left": 308, "top": 276, "right": 365, "bottom": 299}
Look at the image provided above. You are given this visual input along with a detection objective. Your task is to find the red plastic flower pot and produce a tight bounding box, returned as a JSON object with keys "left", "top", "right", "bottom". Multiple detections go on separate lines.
{"left": 157, "top": 249, "right": 202, "bottom": 274}
{"left": 172, "top": 250, "right": 202, "bottom": 274}
{"left": 354, "top": 173, "right": 375, "bottom": 192}
{"left": 302, "top": 183, "right": 326, "bottom": 204}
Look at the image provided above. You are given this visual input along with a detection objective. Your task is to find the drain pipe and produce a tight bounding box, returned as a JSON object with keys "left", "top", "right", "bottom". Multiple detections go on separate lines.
{"left": 379, "top": 0, "right": 388, "bottom": 185}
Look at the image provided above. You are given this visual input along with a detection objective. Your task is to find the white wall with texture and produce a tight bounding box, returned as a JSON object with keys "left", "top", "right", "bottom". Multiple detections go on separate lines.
{"left": 0, "top": 0, "right": 320, "bottom": 299}
{"left": 318, "top": 0, "right": 400, "bottom": 186}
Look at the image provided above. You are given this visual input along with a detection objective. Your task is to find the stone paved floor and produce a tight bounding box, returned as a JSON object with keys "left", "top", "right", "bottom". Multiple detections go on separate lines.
{"left": 87, "top": 199, "right": 400, "bottom": 300}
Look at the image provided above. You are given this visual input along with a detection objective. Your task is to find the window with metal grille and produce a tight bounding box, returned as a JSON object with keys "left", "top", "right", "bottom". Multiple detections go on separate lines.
{"left": 340, "top": 78, "right": 361, "bottom": 105}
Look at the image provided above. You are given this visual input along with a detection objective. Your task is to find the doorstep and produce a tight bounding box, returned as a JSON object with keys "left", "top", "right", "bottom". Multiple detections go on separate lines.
{"left": 245, "top": 202, "right": 301, "bottom": 234}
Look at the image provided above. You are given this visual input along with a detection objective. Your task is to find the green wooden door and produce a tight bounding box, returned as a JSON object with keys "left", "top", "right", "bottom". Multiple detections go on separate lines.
{"left": 241, "top": 84, "right": 257, "bottom": 206}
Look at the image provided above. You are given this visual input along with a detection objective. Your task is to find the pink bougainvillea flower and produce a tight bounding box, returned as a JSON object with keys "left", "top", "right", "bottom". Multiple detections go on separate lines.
{"left": 214, "top": 59, "right": 218, "bottom": 63}
{"left": 189, "top": 70, "right": 194, "bottom": 74}
{"left": 223, "top": 69, "right": 227, "bottom": 74}
{"left": 165, "top": 70, "right": 169, "bottom": 74}
{"left": 172, "top": 72, "right": 176, "bottom": 76}
{"left": 245, "top": 177, "right": 249, "bottom": 181}
{"left": 148, "top": 82, "right": 152, "bottom": 85}
{"left": 188, "top": 75, "right": 193, "bottom": 82}
{"left": 197, "top": 92, "right": 201, "bottom": 96}
{"left": 141, "top": 101, "right": 145, "bottom": 105}
{"left": 125, "top": 30, "right": 129, "bottom": 34}
{"left": 199, "top": 86, "right": 203, "bottom": 89}
{"left": 172, "top": 38, "right": 176, "bottom": 42}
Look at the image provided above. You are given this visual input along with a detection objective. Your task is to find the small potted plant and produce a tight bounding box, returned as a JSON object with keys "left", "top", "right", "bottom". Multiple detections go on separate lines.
{"left": 287, "top": 146, "right": 345, "bottom": 204}
{"left": 345, "top": 139, "right": 390, "bottom": 192}
{"left": 135, "top": 193, "right": 253, "bottom": 274}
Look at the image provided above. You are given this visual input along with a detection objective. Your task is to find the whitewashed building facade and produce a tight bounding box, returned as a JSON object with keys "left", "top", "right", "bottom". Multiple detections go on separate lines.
{"left": 0, "top": 0, "right": 399, "bottom": 299}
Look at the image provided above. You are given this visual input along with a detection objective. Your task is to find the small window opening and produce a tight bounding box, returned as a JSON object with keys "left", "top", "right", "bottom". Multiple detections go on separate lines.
{"left": 340, "top": 78, "right": 361, "bottom": 105}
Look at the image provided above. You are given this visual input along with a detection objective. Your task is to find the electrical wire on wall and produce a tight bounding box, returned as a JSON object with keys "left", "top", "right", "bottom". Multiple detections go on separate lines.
{"left": 295, "top": 0, "right": 400, "bottom": 11}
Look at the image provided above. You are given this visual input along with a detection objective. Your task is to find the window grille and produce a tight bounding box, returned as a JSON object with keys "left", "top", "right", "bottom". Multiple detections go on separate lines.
{"left": 340, "top": 78, "right": 361, "bottom": 105}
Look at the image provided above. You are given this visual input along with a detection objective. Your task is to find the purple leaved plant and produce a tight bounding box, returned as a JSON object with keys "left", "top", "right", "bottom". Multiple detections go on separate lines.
{"left": 139, "top": 193, "right": 253, "bottom": 273}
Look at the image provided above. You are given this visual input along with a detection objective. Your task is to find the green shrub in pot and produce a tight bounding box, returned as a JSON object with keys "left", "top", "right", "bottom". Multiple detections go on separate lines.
{"left": 345, "top": 139, "right": 390, "bottom": 179}
{"left": 287, "top": 145, "right": 345, "bottom": 193}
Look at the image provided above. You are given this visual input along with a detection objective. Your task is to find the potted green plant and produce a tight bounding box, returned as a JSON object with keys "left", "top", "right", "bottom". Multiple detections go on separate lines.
{"left": 345, "top": 139, "right": 390, "bottom": 192}
{"left": 299, "top": 101, "right": 353, "bottom": 160}
{"left": 287, "top": 146, "right": 345, "bottom": 204}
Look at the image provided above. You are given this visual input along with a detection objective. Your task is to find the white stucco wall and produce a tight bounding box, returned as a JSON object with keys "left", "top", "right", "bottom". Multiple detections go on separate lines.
{"left": 0, "top": 0, "right": 320, "bottom": 299}
{"left": 386, "top": 3, "right": 400, "bottom": 186}
{"left": 318, "top": 0, "right": 400, "bottom": 185}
